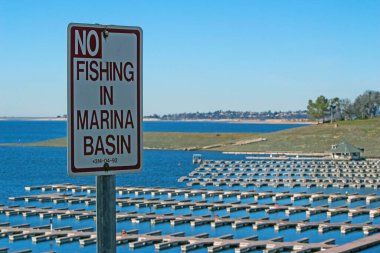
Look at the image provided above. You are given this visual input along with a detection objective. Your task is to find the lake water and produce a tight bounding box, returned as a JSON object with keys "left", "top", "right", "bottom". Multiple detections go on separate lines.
{"left": 142, "top": 121, "right": 309, "bottom": 133}
{"left": 0, "top": 120, "right": 309, "bottom": 143}
{"left": 0, "top": 120, "right": 377, "bottom": 253}
{"left": 0, "top": 119, "right": 307, "bottom": 202}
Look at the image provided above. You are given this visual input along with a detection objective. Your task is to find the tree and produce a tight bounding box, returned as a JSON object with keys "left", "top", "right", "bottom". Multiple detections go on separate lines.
{"left": 353, "top": 90, "right": 380, "bottom": 119}
{"left": 328, "top": 97, "right": 340, "bottom": 122}
{"left": 307, "top": 95, "right": 329, "bottom": 122}
{"left": 339, "top": 99, "right": 354, "bottom": 120}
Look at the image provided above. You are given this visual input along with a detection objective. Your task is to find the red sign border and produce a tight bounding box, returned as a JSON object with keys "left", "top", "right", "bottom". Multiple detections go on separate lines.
{"left": 68, "top": 24, "right": 142, "bottom": 176}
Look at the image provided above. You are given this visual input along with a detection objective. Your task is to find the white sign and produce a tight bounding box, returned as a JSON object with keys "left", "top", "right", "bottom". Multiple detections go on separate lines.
{"left": 67, "top": 23, "right": 142, "bottom": 177}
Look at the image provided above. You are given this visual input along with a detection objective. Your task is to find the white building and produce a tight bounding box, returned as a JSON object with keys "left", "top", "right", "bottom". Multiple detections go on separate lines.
{"left": 329, "top": 142, "right": 364, "bottom": 160}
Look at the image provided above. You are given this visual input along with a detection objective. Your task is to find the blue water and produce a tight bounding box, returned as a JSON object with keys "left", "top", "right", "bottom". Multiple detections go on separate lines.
{"left": 0, "top": 120, "right": 378, "bottom": 253}
{"left": 0, "top": 146, "right": 251, "bottom": 253}
{"left": 0, "top": 146, "right": 245, "bottom": 204}
{"left": 0, "top": 120, "right": 67, "bottom": 143}
{"left": 142, "top": 121, "right": 309, "bottom": 133}
{"left": 0, "top": 120, "right": 309, "bottom": 143}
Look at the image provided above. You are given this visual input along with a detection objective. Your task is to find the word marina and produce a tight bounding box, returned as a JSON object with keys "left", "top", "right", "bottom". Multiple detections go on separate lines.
{"left": 77, "top": 109, "right": 134, "bottom": 156}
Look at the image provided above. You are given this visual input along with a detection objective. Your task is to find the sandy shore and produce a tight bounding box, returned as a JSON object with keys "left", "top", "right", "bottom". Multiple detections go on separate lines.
{"left": 0, "top": 117, "right": 316, "bottom": 124}
{"left": 143, "top": 118, "right": 316, "bottom": 125}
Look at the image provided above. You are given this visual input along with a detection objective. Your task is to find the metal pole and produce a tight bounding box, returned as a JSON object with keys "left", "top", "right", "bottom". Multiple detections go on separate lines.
{"left": 96, "top": 175, "right": 116, "bottom": 253}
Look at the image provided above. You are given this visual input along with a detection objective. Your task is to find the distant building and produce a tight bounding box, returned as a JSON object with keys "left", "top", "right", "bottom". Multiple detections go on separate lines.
{"left": 329, "top": 142, "right": 364, "bottom": 160}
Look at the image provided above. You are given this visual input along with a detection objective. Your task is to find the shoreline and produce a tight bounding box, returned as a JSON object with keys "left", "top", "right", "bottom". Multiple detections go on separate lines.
{"left": 0, "top": 117, "right": 67, "bottom": 121}
{"left": 1, "top": 117, "right": 379, "bottom": 156}
{"left": 0, "top": 117, "right": 316, "bottom": 124}
{"left": 143, "top": 118, "right": 315, "bottom": 125}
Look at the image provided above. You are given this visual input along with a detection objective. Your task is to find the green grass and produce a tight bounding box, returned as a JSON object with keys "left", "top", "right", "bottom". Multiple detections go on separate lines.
{"left": 2, "top": 118, "right": 380, "bottom": 157}
{"left": 214, "top": 118, "right": 380, "bottom": 156}
{"left": 0, "top": 138, "right": 67, "bottom": 148}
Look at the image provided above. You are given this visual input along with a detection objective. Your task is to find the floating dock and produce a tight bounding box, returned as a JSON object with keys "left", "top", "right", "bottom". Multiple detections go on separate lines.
{"left": 1, "top": 157, "right": 380, "bottom": 252}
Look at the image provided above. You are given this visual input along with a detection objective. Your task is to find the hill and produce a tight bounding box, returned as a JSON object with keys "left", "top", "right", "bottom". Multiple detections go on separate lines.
{"left": 2, "top": 118, "right": 379, "bottom": 157}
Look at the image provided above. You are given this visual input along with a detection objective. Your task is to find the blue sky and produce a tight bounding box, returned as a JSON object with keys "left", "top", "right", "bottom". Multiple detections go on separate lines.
{"left": 1, "top": 0, "right": 379, "bottom": 117}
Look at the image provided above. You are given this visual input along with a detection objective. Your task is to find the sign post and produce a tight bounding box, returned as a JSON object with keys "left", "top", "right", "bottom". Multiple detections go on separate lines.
{"left": 96, "top": 175, "right": 116, "bottom": 252}
{"left": 67, "top": 23, "right": 142, "bottom": 253}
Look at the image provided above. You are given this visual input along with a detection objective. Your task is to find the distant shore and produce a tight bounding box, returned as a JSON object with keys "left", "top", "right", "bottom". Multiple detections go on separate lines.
{"left": 2, "top": 118, "right": 379, "bottom": 157}
{"left": 0, "top": 117, "right": 67, "bottom": 121}
{"left": 0, "top": 117, "right": 316, "bottom": 125}
{"left": 143, "top": 118, "right": 316, "bottom": 125}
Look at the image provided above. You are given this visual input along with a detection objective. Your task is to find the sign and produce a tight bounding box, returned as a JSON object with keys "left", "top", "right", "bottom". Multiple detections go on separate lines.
{"left": 67, "top": 23, "right": 142, "bottom": 176}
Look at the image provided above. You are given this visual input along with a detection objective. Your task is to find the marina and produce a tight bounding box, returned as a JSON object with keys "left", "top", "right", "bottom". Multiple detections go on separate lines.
{"left": 1, "top": 155, "right": 380, "bottom": 253}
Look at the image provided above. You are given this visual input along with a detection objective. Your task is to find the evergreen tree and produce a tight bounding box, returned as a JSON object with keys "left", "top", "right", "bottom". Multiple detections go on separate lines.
{"left": 307, "top": 95, "right": 329, "bottom": 122}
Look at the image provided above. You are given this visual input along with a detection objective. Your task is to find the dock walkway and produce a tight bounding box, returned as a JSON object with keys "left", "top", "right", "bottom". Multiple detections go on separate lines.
{"left": 2, "top": 157, "right": 380, "bottom": 252}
